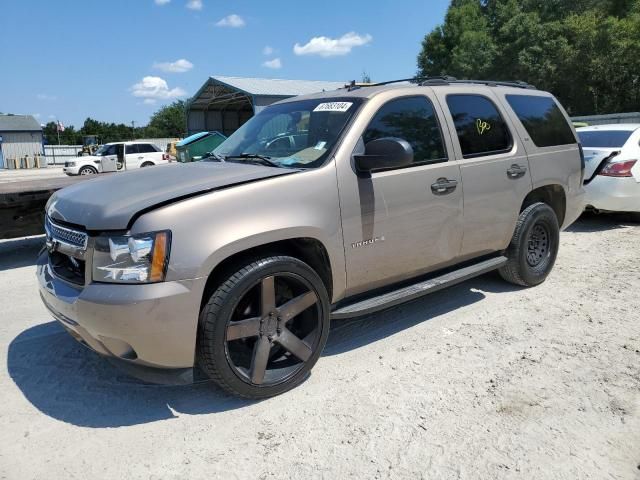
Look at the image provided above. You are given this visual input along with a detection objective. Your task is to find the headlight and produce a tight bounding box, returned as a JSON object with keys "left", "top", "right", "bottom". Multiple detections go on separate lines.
{"left": 92, "top": 231, "right": 171, "bottom": 283}
{"left": 67, "top": 161, "right": 76, "bottom": 167}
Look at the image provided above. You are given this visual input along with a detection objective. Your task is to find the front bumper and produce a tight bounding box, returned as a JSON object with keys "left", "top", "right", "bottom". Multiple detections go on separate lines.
{"left": 585, "top": 176, "right": 640, "bottom": 213}
{"left": 63, "top": 166, "right": 80, "bottom": 175}
{"left": 37, "top": 251, "right": 204, "bottom": 373}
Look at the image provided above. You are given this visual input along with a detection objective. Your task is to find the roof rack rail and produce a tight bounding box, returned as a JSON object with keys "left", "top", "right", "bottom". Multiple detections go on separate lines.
{"left": 445, "top": 79, "right": 536, "bottom": 89}
{"left": 368, "top": 77, "right": 430, "bottom": 87}
{"left": 366, "top": 77, "right": 536, "bottom": 90}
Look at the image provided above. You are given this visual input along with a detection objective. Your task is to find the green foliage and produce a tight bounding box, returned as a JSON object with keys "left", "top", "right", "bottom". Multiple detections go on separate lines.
{"left": 145, "top": 100, "right": 187, "bottom": 138}
{"left": 43, "top": 122, "right": 80, "bottom": 145}
{"left": 417, "top": 0, "right": 640, "bottom": 115}
{"left": 43, "top": 100, "right": 187, "bottom": 145}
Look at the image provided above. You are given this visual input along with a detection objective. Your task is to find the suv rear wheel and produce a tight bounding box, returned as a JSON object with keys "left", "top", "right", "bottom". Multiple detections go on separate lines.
{"left": 499, "top": 202, "right": 560, "bottom": 287}
{"left": 197, "top": 256, "right": 330, "bottom": 398}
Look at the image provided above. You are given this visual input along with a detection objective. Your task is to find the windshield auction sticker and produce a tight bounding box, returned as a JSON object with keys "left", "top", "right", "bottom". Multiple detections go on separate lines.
{"left": 313, "top": 102, "right": 353, "bottom": 112}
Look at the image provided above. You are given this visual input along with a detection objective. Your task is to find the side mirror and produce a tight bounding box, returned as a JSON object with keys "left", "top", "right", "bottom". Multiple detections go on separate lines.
{"left": 354, "top": 137, "right": 413, "bottom": 173}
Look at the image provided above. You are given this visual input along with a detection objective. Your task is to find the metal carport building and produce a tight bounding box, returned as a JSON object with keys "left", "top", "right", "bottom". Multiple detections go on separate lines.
{"left": 186, "top": 76, "right": 346, "bottom": 136}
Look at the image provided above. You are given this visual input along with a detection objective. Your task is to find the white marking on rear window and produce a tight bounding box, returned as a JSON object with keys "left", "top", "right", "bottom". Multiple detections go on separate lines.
{"left": 313, "top": 102, "right": 353, "bottom": 113}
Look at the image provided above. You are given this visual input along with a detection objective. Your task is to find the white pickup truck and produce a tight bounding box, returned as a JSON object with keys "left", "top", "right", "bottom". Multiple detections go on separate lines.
{"left": 63, "top": 141, "right": 172, "bottom": 176}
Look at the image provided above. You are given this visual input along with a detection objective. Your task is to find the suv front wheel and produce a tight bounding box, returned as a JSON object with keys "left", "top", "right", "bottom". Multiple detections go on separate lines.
{"left": 197, "top": 256, "right": 330, "bottom": 398}
{"left": 499, "top": 202, "right": 560, "bottom": 287}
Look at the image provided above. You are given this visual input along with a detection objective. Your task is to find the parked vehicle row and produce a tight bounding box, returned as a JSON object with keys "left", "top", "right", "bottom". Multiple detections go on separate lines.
{"left": 39, "top": 77, "right": 586, "bottom": 398}
{"left": 63, "top": 141, "right": 172, "bottom": 176}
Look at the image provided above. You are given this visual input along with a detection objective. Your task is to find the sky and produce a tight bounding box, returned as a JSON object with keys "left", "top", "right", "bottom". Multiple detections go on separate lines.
{"left": 0, "top": 0, "right": 450, "bottom": 128}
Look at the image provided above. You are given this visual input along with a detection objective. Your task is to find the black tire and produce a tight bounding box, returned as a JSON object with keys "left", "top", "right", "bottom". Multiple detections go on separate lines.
{"left": 78, "top": 166, "right": 97, "bottom": 175}
{"left": 499, "top": 202, "right": 560, "bottom": 287}
{"left": 141, "top": 162, "right": 154, "bottom": 168}
{"left": 197, "top": 256, "right": 330, "bottom": 399}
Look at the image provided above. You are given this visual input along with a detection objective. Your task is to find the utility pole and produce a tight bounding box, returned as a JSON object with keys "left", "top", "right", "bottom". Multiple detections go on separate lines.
{"left": 131, "top": 121, "right": 135, "bottom": 140}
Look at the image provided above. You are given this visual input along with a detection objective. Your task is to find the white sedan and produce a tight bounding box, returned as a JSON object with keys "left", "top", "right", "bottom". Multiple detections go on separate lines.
{"left": 577, "top": 124, "right": 640, "bottom": 213}
{"left": 64, "top": 141, "right": 172, "bottom": 176}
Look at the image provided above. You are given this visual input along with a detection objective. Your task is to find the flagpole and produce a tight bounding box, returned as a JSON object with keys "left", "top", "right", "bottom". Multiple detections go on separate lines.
{"left": 57, "top": 119, "right": 61, "bottom": 145}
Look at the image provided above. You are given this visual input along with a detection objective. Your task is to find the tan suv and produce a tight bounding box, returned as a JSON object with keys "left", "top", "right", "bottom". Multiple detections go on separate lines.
{"left": 38, "top": 78, "right": 585, "bottom": 398}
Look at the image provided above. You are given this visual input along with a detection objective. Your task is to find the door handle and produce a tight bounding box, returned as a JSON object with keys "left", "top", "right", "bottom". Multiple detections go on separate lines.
{"left": 431, "top": 178, "right": 458, "bottom": 195}
{"left": 138, "top": 156, "right": 144, "bottom": 160}
{"left": 507, "top": 164, "right": 527, "bottom": 179}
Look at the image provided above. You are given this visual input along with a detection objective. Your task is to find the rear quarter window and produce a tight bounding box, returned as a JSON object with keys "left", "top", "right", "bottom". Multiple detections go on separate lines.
{"left": 506, "top": 95, "right": 576, "bottom": 147}
{"left": 137, "top": 144, "right": 159, "bottom": 153}
{"left": 446, "top": 94, "right": 513, "bottom": 158}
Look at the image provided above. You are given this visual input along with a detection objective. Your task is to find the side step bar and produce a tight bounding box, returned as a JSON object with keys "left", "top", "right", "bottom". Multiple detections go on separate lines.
{"left": 331, "top": 256, "right": 508, "bottom": 319}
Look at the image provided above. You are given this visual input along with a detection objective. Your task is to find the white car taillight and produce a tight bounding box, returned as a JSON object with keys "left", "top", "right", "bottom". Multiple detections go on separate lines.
{"left": 599, "top": 159, "right": 637, "bottom": 177}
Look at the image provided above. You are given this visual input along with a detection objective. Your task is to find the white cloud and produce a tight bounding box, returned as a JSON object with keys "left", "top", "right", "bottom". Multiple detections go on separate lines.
{"left": 262, "top": 58, "right": 282, "bottom": 69}
{"left": 143, "top": 99, "right": 157, "bottom": 105}
{"left": 215, "top": 14, "right": 245, "bottom": 27}
{"left": 130, "top": 76, "right": 187, "bottom": 101}
{"left": 263, "top": 46, "right": 274, "bottom": 56}
{"left": 37, "top": 93, "right": 57, "bottom": 101}
{"left": 155, "top": 0, "right": 170, "bottom": 5}
{"left": 153, "top": 58, "right": 193, "bottom": 73}
{"left": 48, "top": 114, "right": 56, "bottom": 119}
{"left": 293, "top": 32, "right": 372, "bottom": 57}
{"left": 186, "top": 0, "right": 202, "bottom": 10}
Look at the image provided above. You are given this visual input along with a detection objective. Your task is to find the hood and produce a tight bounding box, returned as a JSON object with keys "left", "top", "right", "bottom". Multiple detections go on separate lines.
{"left": 582, "top": 147, "right": 619, "bottom": 180}
{"left": 47, "top": 162, "right": 294, "bottom": 230}
{"left": 74, "top": 155, "right": 100, "bottom": 163}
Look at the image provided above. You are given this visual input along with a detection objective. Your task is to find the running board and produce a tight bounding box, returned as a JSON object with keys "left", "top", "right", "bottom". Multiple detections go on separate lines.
{"left": 331, "top": 256, "right": 508, "bottom": 319}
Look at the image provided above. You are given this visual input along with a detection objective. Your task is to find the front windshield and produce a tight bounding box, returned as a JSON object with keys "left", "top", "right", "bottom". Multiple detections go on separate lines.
{"left": 213, "top": 97, "right": 363, "bottom": 169}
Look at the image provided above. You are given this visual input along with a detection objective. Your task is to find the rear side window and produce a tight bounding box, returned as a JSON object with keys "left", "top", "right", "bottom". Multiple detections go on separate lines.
{"left": 137, "top": 144, "right": 158, "bottom": 153}
{"left": 446, "top": 95, "right": 512, "bottom": 158}
{"left": 126, "top": 144, "right": 139, "bottom": 154}
{"left": 363, "top": 96, "right": 447, "bottom": 165}
{"left": 506, "top": 95, "right": 576, "bottom": 147}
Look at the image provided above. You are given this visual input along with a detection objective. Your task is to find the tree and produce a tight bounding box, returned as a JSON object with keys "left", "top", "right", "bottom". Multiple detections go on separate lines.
{"left": 417, "top": 0, "right": 640, "bottom": 115}
{"left": 41, "top": 101, "right": 188, "bottom": 145}
{"left": 43, "top": 121, "right": 80, "bottom": 145}
{"left": 145, "top": 100, "right": 187, "bottom": 138}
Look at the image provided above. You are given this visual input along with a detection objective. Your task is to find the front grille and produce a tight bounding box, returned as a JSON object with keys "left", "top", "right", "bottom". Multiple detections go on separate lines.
{"left": 45, "top": 216, "right": 88, "bottom": 285}
{"left": 45, "top": 216, "right": 88, "bottom": 249}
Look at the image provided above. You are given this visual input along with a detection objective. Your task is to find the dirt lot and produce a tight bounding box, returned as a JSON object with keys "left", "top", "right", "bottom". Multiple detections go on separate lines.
{"left": 0, "top": 213, "right": 638, "bottom": 480}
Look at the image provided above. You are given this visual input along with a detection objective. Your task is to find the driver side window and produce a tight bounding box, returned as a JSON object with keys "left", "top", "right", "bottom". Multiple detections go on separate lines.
{"left": 102, "top": 144, "right": 117, "bottom": 156}
{"left": 363, "top": 96, "right": 448, "bottom": 165}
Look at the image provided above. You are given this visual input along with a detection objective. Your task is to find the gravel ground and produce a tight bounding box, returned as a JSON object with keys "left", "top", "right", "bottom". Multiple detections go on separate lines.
{"left": 0, "top": 213, "right": 638, "bottom": 480}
